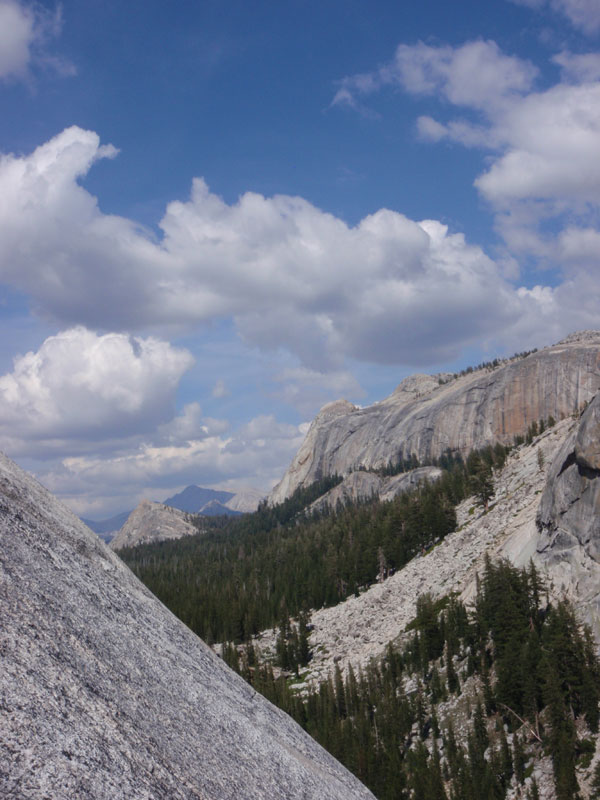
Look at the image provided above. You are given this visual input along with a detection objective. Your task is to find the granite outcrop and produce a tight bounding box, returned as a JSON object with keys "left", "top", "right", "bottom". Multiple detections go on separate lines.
{"left": 270, "top": 332, "right": 600, "bottom": 504}
{"left": 307, "top": 466, "right": 442, "bottom": 515}
{"left": 109, "top": 499, "right": 198, "bottom": 550}
{"left": 536, "top": 393, "right": 600, "bottom": 636}
{"left": 0, "top": 451, "right": 375, "bottom": 800}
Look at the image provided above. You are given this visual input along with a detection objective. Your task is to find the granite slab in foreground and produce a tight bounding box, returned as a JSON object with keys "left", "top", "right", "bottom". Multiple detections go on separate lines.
{"left": 0, "top": 451, "right": 374, "bottom": 800}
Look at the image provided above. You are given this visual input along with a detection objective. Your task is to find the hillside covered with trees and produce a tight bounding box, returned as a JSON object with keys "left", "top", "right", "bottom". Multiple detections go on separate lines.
{"left": 120, "top": 443, "right": 511, "bottom": 644}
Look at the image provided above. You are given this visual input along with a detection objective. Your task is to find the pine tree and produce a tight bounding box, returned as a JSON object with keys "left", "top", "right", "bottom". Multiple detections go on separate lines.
{"left": 527, "top": 777, "right": 540, "bottom": 800}
{"left": 499, "top": 725, "right": 513, "bottom": 788}
{"left": 590, "top": 760, "right": 600, "bottom": 800}
{"left": 513, "top": 732, "right": 526, "bottom": 785}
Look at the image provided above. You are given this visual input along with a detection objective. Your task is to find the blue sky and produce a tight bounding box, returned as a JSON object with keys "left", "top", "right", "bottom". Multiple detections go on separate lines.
{"left": 0, "top": 0, "right": 599, "bottom": 517}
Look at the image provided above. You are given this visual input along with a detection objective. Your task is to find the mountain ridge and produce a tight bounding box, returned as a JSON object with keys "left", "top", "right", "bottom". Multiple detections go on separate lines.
{"left": 82, "top": 484, "right": 264, "bottom": 543}
{"left": 271, "top": 331, "right": 600, "bottom": 504}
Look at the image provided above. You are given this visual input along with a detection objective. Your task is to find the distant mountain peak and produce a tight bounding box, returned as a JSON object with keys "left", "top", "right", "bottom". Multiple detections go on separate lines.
{"left": 163, "top": 485, "right": 234, "bottom": 512}
{"left": 109, "top": 500, "right": 198, "bottom": 550}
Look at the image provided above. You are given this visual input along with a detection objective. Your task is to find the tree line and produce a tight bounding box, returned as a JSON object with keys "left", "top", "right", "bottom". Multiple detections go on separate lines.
{"left": 119, "top": 442, "right": 510, "bottom": 645}
{"left": 224, "top": 559, "right": 600, "bottom": 800}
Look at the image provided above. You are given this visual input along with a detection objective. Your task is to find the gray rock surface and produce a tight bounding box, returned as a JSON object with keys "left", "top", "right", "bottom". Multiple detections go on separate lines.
{"left": 109, "top": 499, "right": 198, "bottom": 550}
{"left": 0, "top": 451, "right": 375, "bottom": 800}
{"left": 224, "top": 488, "right": 264, "bottom": 513}
{"left": 307, "top": 467, "right": 442, "bottom": 514}
{"left": 257, "top": 421, "right": 574, "bottom": 685}
{"left": 270, "top": 332, "right": 600, "bottom": 504}
{"left": 537, "top": 393, "right": 600, "bottom": 635}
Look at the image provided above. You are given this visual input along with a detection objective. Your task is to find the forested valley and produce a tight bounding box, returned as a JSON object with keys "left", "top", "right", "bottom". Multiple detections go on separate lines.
{"left": 225, "top": 559, "right": 600, "bottom": 800}
{"left": 119, "top": 424, "right": 600, "bottom": 799}
{"left": 120, "top": 442, "right": 509, "bottom": 643}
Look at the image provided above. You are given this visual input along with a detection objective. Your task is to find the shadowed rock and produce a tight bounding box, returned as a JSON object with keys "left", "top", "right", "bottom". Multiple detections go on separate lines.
{"left": 271, "top": 332, "right": 600, "bottom": 504}
{"left": 537, "top": 394, "right": 600, "bottom": 561}
{"left": 0, "top": 452, "right": 375, "bottom": 800}
{"left": 537, "top": 393, "right": 600, "bottom": 635}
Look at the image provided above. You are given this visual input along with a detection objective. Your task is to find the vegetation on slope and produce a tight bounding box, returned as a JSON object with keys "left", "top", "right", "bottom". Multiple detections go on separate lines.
{"left": 225, "top": 559, "right": 600, "bottom": 800}
{"left": 119, "top": 420, "right": 594, "bottom": 799}
{"left": 119, "top": 443, "right": 510, "bottom": 644}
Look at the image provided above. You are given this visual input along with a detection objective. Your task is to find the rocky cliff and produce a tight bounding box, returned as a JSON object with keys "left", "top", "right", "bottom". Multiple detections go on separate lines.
{"left": 223, "top": 488, "right": 264, "bottom": 513}
{"left": 307, "top": 466, "right": 442, "bottom": 515}
{"left": 536, "top": 393, "right": 600, "bottom": 636}
{"left": 270, "top": 332, "right": 600, "bottom": 504}
{"left": 109, "top": 499, "right": 197, "bottom": 550}
{"left": 257, "top": 419, "right": 574, "bottom": 685}
{"left": 0, "top": 451, "right": 374, "bottom": 800}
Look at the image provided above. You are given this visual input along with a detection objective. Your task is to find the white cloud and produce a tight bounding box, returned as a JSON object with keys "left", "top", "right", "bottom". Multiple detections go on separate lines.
{"left": 555, "top": 0, "right": 600, "bottom": 33}
{"left": 0, "top": 0, "right": 34, "bottom": 79}
{"left": 39, "top": 413, "right": 306, "bottom": 517}
{"left": 559, "top": 226, "right": 600, "bottom": 266}
{"left": 0, "top": 325, "right": 312, "bottom": 515}
{"left": 553, "top": 51, "right": 600, "bottom": 83}
{"left": 0, "top": 327, "right": 194, "bottom": 456}
{"left": 0, "top": 326, "right": 307, "bottom": 516}
{"left": 155, "top": 402, "right": 230, "bottom": 445}
{"left": 336, "top": 39, "right": 600, "bottom": 277}
{"left": 272, "top": 367, "right": 366, "bottom": 417}
{"left": 474, "top": 82, "right": 600, "bottom": 206}
{"left": 211, "top": 378, "right": 230, "bottom": 398}
{"left": 509, "top": 0, "right": 600, "bottom": 33}
{"left": 0, "top": 125, "right": 560, "bottom": 370}
{"left": 335, "top": 40, "right": 537, "bottom": 116}
{"left": 0, "top": 0, "right": 73, "bottom": 81}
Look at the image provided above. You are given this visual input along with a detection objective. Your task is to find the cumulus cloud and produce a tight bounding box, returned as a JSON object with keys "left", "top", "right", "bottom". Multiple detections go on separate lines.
{"left": 335, "top": 39, "right": 600, "bottom": 277}
{"left": 553, "top": 51, "right": 600, "bottom": 82}
{"left": 0, "top": 126, "right": 567, "bottom": 371}
{"left": 473, "top": 83, "right": 600, "bottom": 207}
{"left": 334, "top": 40, "right": 537, "bottom": 115}
{"left": 0, "top": 0, "right": 73, "bottom": 81}
{"left": 155, "top": 402, "right": 231, "bottom": 445}
{"left": 272, "top": 367, "right": 366, "bottom": 417}
{"left": 39, "top": 413, "right": 305, "bottom": 517}
{"left": 0, "top": 327, "right": 194, "bottom": 456}
{"left": 0, "top": 326, "right": 306, "bottom": 516}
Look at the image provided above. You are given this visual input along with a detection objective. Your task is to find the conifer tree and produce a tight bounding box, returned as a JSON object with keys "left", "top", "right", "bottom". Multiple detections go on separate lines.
{"left": 590, "top": 760, "right": 600, "bottom": 800}
{"left": 513, "top": 732, "right": 526, "bottom": 785}
{"left": 527, "top": 777, "right": 540, "bottom": 800}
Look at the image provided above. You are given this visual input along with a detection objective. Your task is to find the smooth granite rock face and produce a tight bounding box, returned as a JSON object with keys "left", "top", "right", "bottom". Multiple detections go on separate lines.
{"left": 270, "top": 333, "right": 600, "bottom": 504}
{"left": 0, "top": 452, "right": 375, "bottom": 800}
{"left": 109, "top": 499, "right": 198, "bottom": 550}
{"left": 307, "top": 467, "right": 443, "bottom": 514}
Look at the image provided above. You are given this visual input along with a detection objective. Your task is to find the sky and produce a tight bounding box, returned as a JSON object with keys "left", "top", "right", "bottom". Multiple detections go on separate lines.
{"left": 1, "top": 0, "right": 600, "bottom": 518}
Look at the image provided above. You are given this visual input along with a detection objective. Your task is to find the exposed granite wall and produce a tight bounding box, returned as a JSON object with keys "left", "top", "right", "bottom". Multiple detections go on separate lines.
{"left": 271, "top": 333, "right": 600, "bottom": 504}
{"left": 536, "top": 392, "right": 600, "bottom": 635}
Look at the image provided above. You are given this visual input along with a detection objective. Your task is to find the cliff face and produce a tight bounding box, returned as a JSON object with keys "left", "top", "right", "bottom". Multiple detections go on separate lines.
{"left": 307, "top": 467, "right": 443, "bottom": 515}
{"left": 109, "top": 499, "right": 198, "bottom": 550}
{"left": 0, "top": 452, "right": 374, "bottom": 800}
{"left": 271, "top": 332, "right": 600, "bottom": 504}
{"left": 536, "top": 393, "right": 600, "bottom": 635}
